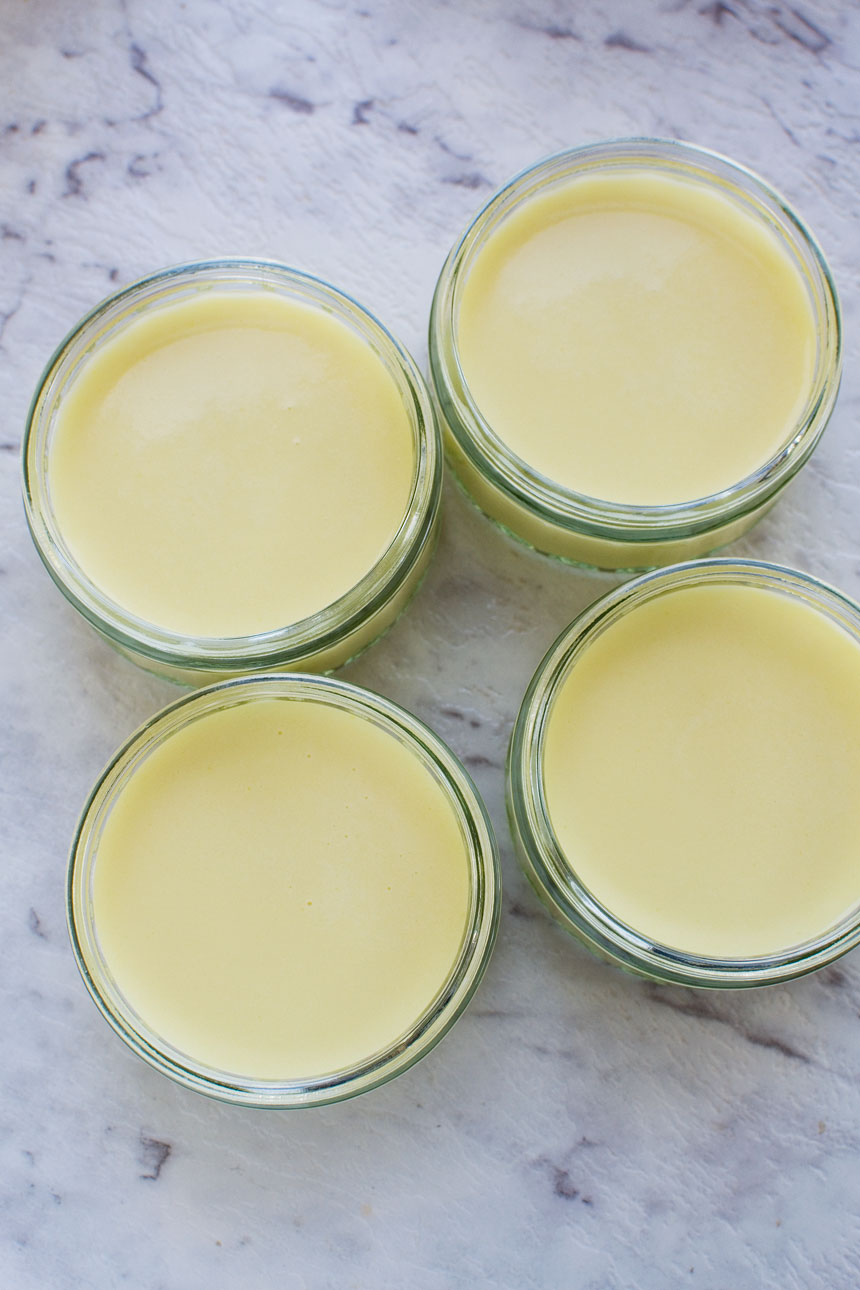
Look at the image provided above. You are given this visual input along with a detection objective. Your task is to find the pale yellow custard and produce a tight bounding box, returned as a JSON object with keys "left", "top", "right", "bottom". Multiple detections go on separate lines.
{"left": 542, "top": 583, "right": 860, "bottom": 958}
{"left": 457, "top": 171, "right": 816, "bottom": 506}
{"left": 49, "top": 291, "right": 415, "bottom": 637}
{"left": 92, "top": 695, "right": 471, "bottom": 1079}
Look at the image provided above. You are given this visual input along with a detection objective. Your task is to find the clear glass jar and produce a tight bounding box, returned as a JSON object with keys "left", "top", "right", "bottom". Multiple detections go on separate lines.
{"left": 507, "top": 558, "right": 860, "bottom": 988}
{"left": 68, "top": 673, "right": 500, "bottom": 1107}
{"left": 24, "top": 260, "right": 441, "bottom": 684}
{"left": 429, "top": 139, "right": 841, "bottom": 571}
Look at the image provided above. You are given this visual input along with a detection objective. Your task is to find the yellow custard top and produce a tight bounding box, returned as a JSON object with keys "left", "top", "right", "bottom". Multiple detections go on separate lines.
{"left": 49, "top": 290, "right": 415, "bottom": 637}
{"left": 542, "top": 583, "right": 860, "bottom": 958}
{"left": 92, "top": 696, "right": 472, "bottom": 1080}
{"left": 456, "top": 170, "right": 816, "bottom": 506}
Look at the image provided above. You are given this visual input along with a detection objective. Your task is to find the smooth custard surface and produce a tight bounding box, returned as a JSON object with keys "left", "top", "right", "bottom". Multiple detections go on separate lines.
{"left": 457, "top": 171, "right": 816, "bottom": 505}
{"left": 92, "top": 697, "right": 471, "bottom": 1079}
{"left": 542, "top": 584, "right": 860, "bottom": 957}
{"left": 50, "top": 290, "right": 415, "bottom": 636}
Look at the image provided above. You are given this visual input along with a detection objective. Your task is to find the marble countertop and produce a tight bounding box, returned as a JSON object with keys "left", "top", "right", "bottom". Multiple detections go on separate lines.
{"left": 3, "top": 1, "right": 860, "bottom": 1285}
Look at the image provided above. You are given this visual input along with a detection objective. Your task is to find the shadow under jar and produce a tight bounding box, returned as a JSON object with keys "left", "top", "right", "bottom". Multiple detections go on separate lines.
{"left": 508, "top": 559, "right": 860, "bottom": 987}
{"left": 24, "top": 260, "right": 441, "bottom": 684}
{"left": 429, "top": 139, "right": 841, "bottom": 571}
{"left": 68, "top": 673, "right": 500, "bottom": 1107}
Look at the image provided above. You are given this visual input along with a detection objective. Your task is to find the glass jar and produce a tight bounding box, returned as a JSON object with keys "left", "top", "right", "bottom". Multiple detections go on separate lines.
{"left": 68, "top": 673, "right": 500, "bottom": 1106}
{"left": 429, "top": 139, "right": 841, "bottom": 571}
{"left": 507, "top": 558, "right": 860, "bottom": 987}
{"left": 24, "top": 260, "right": 441, "bottom": 684}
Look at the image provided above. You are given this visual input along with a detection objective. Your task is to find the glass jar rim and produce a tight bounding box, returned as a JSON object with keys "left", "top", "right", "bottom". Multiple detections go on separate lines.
{"left": 23, "top": 258, "right": 441, "bottom": 673}
{"left": 508, "top": 557, "right": 860, "bottom": 987}
{"left": 68, "top": 672, "right": 501, "bottom": 1106}
{"left": 430, "top": 138, "right": 842, "bottom": 543}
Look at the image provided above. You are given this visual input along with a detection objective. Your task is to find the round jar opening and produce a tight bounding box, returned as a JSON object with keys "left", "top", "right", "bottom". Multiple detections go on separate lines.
{"left": 431, "top": 140, "right": 841, "bottom": 567}
{"left": 24, "top": 261, "right": 440, "bottom": 678}
{"left": 69, "top": 675, "right": 499, "bottom": 1106}
{"left": 508, "top": 560, "right": 860, "bottom": 987}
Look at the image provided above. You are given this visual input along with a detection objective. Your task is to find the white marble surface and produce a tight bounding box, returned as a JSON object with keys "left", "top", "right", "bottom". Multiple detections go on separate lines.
{"left": 3, "top": 1, "right": 860, "bottom": 1285}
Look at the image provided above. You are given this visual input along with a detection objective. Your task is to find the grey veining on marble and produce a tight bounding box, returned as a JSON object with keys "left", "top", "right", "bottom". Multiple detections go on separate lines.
{"left": 2, "top": 2, "right": 860, "bottom": 1287}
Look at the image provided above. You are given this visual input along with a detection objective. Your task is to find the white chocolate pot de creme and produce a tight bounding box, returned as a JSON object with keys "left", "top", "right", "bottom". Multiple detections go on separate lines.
{"left": 24, "top": 262, "right": 444, "bottom": 681}
{"left": 508, "top": 563, "right": 860, "bottom": 986}
{"left": 48, "top": 290, "right": 415, "bottom": 638}
{"left": 541, "top": 582, "right": 860, "bottom": 959}
{"left": 431, "top": 143, "right": 840, "bottom": 570}
{"left": 456, "top": 171, "right": 815, "bottom": 507}
{"left": 77, "top": 688, "right": 483, "bottom": 1088}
